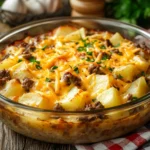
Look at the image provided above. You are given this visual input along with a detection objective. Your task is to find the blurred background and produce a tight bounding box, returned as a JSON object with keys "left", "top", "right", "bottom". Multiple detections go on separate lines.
{"left": 0, "top": 0, "right": 149, "bottom": 31}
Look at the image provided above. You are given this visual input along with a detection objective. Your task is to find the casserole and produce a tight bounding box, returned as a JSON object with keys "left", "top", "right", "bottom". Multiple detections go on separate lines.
{"left": 0, "top": 17, "right": 149, "bottom": 144}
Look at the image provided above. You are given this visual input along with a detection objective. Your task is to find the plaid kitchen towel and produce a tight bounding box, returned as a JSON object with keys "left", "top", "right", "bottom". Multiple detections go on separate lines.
{"left": 76, "top": 122, "right": 150, "bottom": 150}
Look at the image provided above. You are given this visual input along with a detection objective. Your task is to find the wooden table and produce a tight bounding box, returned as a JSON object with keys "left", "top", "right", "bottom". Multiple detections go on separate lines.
{"left": 0, "top": 121, "right": 76, "bottom": 150}
{"left": 0, "top": 22, "right": 76, "bottom": 150}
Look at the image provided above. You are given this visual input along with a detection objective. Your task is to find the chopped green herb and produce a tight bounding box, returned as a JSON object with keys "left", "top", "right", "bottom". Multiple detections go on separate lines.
{"left": 114, "top": 43, "right": 120, "bottom": 47}
{"left": 101, "top": 54, "right": 110, "bottom": 60}
{"left": 18, "top": 59, "right": 22, "bottom": 63}
{"left": 100, "top": 45, "right": 106, "bottom": 49}
{"left": 131, "top": 96, "right": 138, "bottom": 101}
{"left": 29, "top": 57, "right": 36, "bottom": 63}
{"left": 117, "top": 74, "right": 123, "bottom": 79}
{"left": 86, "top": 43, "right": 93, "bottom": 48}
{"left": 96, "top": 61, "right": 101, "bottom": 64}
{"left": 36, "top": 64, "right": 42, "bottom": 70}
{"left": 140, "top": 71, "right": 145, "bottom": 76}
{"left": 77, "top": 47, "right": 86, "bottom": 52}
{"left": 73, "top": 66, "right": 79, "bottom": 74}
{"left": 50, "top": 66, "right": 58, "bottom": 72}
{"left": 45, "top": 78, "right": 51, "bottom": 82}
{"left": 86, "top": 57, "right": 95, "bottom": 62}
{"left": 108, "top": 67, "right": 114, "bottom": 72}
{"left": 92, "top": 98, "right": 96, "bottom": 102}
{"left": 86, "top": 51, "right": 93, "bottom": 56}
{"left": 42, "top": 45, "right": 47, "bottom": 50}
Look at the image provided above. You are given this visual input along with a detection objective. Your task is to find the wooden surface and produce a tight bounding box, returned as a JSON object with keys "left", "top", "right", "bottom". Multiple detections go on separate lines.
{"left": 0, "top": 121, "right": 76, "bottom": 150}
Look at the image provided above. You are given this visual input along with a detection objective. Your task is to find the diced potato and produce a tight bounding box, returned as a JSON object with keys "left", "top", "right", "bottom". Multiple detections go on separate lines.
{"left": 132, "top": 55, "right": 149, "bottom": 72}
{"left": 18, "top": 92, "right": 51, "bottom": 109}
{"left": 64, "top": 28, "right": 86, "bottom": 41}
{"left": 90, "top": 75, "right": 111, "bottom": 96}
{"left": 10, "top": 61, "right": 32, "bottom": 80}
{"left": 123, "top": 77, "right": 149, "bottom": 100}
{"left": 60, "top": 86, "right": 90, "bottom": 111}
{"left": 53, "top": 26, "right": 77, "bottom": 37}
{"left": 113, "top": 64, "right": 137, "bottom": 82}
{"left": 0, "top": 79, "right": 24, "bottom": 98}
{"left": 109, "top": 32, "right": 124, "bottom": 46}
{"left": 0, "top": 57, "right": 17, "bottom": 70}
{"left": 97, "top": 87, "right": 122, "bottom": 108}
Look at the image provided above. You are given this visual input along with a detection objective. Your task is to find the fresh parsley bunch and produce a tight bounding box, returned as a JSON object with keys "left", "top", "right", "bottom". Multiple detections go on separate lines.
{"left": 106, "top": 0, "right": 150, "bottom": 27}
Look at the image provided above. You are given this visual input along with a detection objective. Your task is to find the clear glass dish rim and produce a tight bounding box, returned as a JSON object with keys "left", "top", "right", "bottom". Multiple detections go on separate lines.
{"left": 0, "top": 16, "right": 150, "bottom": 114}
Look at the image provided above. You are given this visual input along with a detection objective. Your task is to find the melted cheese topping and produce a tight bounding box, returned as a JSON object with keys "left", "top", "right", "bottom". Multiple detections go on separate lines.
{"left": 0, "top": 25, "right": 149, "bottom": 111}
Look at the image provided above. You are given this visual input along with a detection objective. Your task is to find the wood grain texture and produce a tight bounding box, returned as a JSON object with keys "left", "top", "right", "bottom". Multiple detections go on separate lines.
{"left": 0, "top": 121, "right": 76, "bottom": 150}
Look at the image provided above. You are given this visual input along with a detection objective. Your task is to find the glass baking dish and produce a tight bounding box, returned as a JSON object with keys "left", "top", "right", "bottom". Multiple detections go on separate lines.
{"left": 0, "top": 17, "right": 150, "bottom": 144}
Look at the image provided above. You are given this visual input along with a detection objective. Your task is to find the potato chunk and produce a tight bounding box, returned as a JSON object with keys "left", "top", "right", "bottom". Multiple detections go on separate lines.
{"left": 10, "top": 61, "right": 32, "bottom": 80}
{"left": 0, "top": 79, "right": 24, "bottom": 98}
{"left": 123, "top": 77, "right": 149, "bottom": 100}
{"left": 90, "top": 75, "right": 111, "bottom": 96}
{"left": 53, "top": 26, "right": 77, "bottom": 37}
{"left": 132, "top": 55, "right": 149, "bottom": 72}
{"left": 60, "top": 86, "right": 90, "bottom": 111}
{"left": 110, "top": 32, "right": 124, "bottom": 46}
{"left": 113, "top": 64, "right": 137, "bottom": 82}
{"left": 18, "top": 92, "right": 51, "bottom": 109}
{"left": 97, "top": 87, "right": 122, "bottom": 108}
{"left": 64, "top": 28, "right": 86, "bottom": 41}
{"left": 0, "top": 57, "right": 17, "bottom": 70}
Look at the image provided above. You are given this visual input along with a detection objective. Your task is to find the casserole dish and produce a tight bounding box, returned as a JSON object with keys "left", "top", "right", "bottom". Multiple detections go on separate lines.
{"left": 0, "top": 17, "right": 150, "bottom": 144}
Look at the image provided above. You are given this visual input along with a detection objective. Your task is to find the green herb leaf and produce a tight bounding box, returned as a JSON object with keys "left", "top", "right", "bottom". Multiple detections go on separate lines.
{"left": 96, "top": 61, "right": 101, "bottom": 64}
{"left": 73, "top": 66, "right": 79, "bottom": 74}
{"left": 100, "top": 45, "right": 106, "bottom": 49}
{"left": 77, "top": 47, "right": 86, "bottom": 52}
{"left": 86, "top": 51, "right": 93, "bottom": 56}
{"left": 108, "top": 67, "right": 114, "bottom": 72}
{"left": 131, "top": 96, "right": 138, "bottom": 101}
{"left": 114, "top": 43, "right": 120, "bottom": 47}
{"left": 36, "top": 64, "right": 42, "bottom": 70}
{"left": 18, "top": 59, "right": 22, "bottom": 63}
{"left": 86, "top": 57, "right": 95, "bottom": 62}
{"left": 50, "top": 66, "right": 58, "bottom": 72}
{"left": 42, "top": 45, "right": 48, "bottom": 50}
{"left": 92, "top": 98, "right": 96, "bottom": 102}
{"left": 101, "top": 54, "right": 110, "bottom": 60}
{"left": 29, "top": 57, "right": 37, "bottom": 63}
{"left": 117, "top": 74, "right": 123, "bottom": 79}
{"left": 45, "top": 78, "right": 51, "bottom": 82}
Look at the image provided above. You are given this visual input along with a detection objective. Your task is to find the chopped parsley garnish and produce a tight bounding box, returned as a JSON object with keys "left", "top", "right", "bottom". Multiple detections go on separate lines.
{"left": 108, "top": 67, "right": 114, "bottom": 72}
{"left": 92, "top": 98, "right": 96, "bottom": 102}
{"left": 42, "top": 45, "right": 47, "bottom": 50}
{"left": 18, "top": 59, "right": 22, "bottom": 63}
{"left": 36, "top": 64, "right": 42, "bottom": 70}
{"left": 100, "top": 45, "right": 106, "bottom": 49}
{"left": 96, "top": 61, "right": 101, "bottom": 64}
{"left": 73, "top": 66, "right": 79, "bottom": 74}
{"left": 86, "top": 57, "right": 95, "bottom": 62}
{"left": 101, "top": 54, "right": 110, "bottom": 60}
{"left": 117, "top": 74, "right": 123, "bottom": 79}
{"left": 45, "top": 78, "right": 51, "bottom": 82}
{"left": 77, "top": 47, "right": 86, "bottom": 52}
{"left": 86, "top": 51, "right": 93, "bottom": 56}
{"left": 131, "top": 96, "right": 138, "bottom": 101}
{"left": 114, "top": 43, "right": 120, "bottom": 47}
{"left": 86, "top": 43, "right": 93, "bottom": 48}
{"left": 50, "top": 66, "right": 58, "bottom": 72}
{"left": 29, "top": 56, "right": 40, "bottom": 64}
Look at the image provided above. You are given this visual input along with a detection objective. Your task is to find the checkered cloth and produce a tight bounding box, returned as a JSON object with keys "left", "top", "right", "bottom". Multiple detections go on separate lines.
{"left": 76, "top": 122, "right": 150, "bottom": 150}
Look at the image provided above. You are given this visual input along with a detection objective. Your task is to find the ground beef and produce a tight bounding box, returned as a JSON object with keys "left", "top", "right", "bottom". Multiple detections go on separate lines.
{"left": 0, "top": 69, "right": 11, "bottom": 86}
{"left": 106, "top": 39, "right": 113, "bottom": 47}
{"left": 53, "top": 103, "right": 65, "bottom": 111}
{"left": 22, "top": 77, "right": 34, "bottom": 92}
{"left": 84, "top": 101, "right": 104, "bottom": 111}
{"left": 88, "top": 64, "right": 104, "bottom": 74}
{"left": 63, "top": 72, "right": 81, "bottom": 87}
{"left": 1, "top": 54, "right": 10, "bottom": 61}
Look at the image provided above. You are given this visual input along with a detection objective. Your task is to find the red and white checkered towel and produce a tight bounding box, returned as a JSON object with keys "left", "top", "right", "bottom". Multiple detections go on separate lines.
{"left": 76, "top": 122, "right": 150, "bottom": 150}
